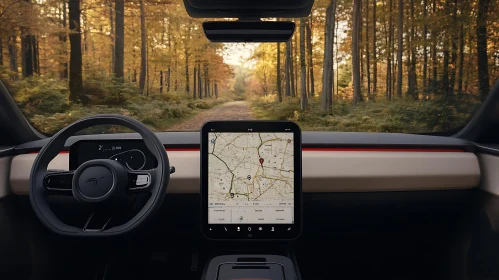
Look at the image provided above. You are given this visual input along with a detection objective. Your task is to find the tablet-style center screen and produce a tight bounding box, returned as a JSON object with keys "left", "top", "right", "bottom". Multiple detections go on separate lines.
{"left": 208, "top": 132, "right": 294, "bottom": 225}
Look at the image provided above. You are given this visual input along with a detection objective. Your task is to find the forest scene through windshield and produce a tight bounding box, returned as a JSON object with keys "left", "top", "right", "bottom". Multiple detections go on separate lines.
{"left": 0, "top": 0, "right": 497, "bottom": 134}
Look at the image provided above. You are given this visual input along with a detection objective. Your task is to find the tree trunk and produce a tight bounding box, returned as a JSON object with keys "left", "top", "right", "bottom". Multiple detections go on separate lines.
{"left": 449, "top": 0, "right": 458, "bottom": 95}
{"left": 205, "top": 65, "right": 210, "bottom": 98}
{"left": 335, "top": 12, "right": 339, "bottom": 97}
{"left": 409, "top": 0, "right": 417, "bottom": 98}
{"left": 59, "top": 1, "right": 68, "bottom": 79}
{"left": 198, "top": 63, "right": 202, "bottom": 99}
{"left": 457, "top": 24, "right": 464, "bottom": 94}
{"left": 35, "top": 37, "right": 41, "bottom": 75}
{"left": 174, "top": 59, "right": 178, "bottom": 91}
{"left": 185, "top": 20, "right": 192, "bottom": 93}
{"left": 396, "top": 0, "right": 403, "bottom": 97}
{"left": 277, "top": 42, "right": 282, "bottom": 102}
{"left": 114, "top": 0, "right": 124, "bottom": 80}
{"left": 431, "top": 0, "right": 437, "bottom": 87}
{"left": 476, "top": 0, "right": 490, "bottom": 101}
{"left": 68, "top": 0, "right": 83, "bottom": 102}
{"left": 110, "top": 3, "right": 115, "bottom": 74}
{"left": 21, "top": 0, "right": 38, "bottom": 77}
{"left": 391, "top": 0, "right": 396, "bottom": 96}
{"left": 139, "top": 0, "right": 147, "bottom": 94}
{"left": 442, "top": 0, "right": 450, "bottom": 96}
{"left": 423, "top": 0, "right": 428, "bottom": 89}
{"left": 285, "top": 40, "right": 291, "bottom": 97}
{"left": 167, "top": 20, "right": 171, "bottom": 93}
{"left": 365, "top": 0, "right": 371, "bottom": 98}
{"left": 206, "top": 79, "right": 209, "bottom": 98}
{"left": 0, "top": 38, "right": 3, "bottom": 66}
{"left": 300, "top": 19, "right": 307, "bottom": 110}
{"left": 290, "top": 38, "right": 296, "bottom": 98}
{"left": 8, "top": 35, "right": 18, "bottom": 80}
{"left": 204, "top": 65, "right": 208, "bottom": 98}
{"left": 174, "top": 24, "right": 179, "bottom": 92}
{"left": 215, "top": 82, "right": 218, "bottom": 98}
{"left": 442, "top": 38, "right": 450, "bottom": 94}
{"left": 185, "top": 52, "right": 190, "bottom": 93}
{"left": 406, "top": 38, "right": 411, "bottom": 95}
{"left": 352, "top": 0, "right": 362, "bottom": 104}
{"left": 372, "top": 0, "right": 377, "bottom": 96}
{"left": 293, "top": 33, "right": 298, "bottom": 97}
{"left": 465, "top": 35, "right": 473, "bottom": 92}
{"left": 360, "top": 3, "right": 364, "bottom": 86}
{"left": 306, "top": 19, "right": 315, "bottom": 97}
{"left": 33, "top": 36, "right": 39, "bottom": 74}
{"left": 321, "top": 0, "right": 335, "bottom": 111}
{"left": 21, "top": 28, "right": 35, "bottom": 78}
{"left": 386, "top": 0, "right": 393, "bottom": 100}
{"left": 159, "top": 70, "right": 164, "bottom": 93}
{"left": 193, "top": 64, "right": 197, "bottom": 98}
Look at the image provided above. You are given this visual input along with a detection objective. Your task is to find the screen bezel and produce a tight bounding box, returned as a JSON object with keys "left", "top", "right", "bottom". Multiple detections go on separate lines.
{"left": 201, "top": 121, "right": 302, "bottom": 240}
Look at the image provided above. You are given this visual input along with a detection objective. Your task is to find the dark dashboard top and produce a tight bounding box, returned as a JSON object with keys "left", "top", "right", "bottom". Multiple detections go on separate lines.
{"left": 1, "top": 131, "right": 475, "bottom": 157}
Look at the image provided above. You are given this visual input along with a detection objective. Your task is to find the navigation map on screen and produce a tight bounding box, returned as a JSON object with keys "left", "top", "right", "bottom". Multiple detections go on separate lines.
{"left": 208, "top": 132, "right": 294, "bottom": 224}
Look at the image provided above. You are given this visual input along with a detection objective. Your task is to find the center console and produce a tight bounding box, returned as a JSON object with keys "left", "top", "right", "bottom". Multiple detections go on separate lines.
{"left": 203, "top": 255, "right": 299, "bottom": 280}
{"left": 200, "top": 121, "right": 302, "bottom": 280}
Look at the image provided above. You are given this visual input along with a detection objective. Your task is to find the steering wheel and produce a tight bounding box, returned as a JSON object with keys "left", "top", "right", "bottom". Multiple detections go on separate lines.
{"left": 29, "top": 115, "right": 170, "bottom": 236}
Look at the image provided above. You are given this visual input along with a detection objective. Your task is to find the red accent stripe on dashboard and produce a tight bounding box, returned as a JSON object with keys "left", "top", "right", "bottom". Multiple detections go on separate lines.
{"left": 29, "top": 151, "right": 70, "bottom": 154}
{"left": 301, "top": 147, "right": 464, "bottom": 152}
{"left": 165, "top": 147, "right": 464, "bottom": 152}
{"left": 166, "top": 148, "right": 200, "bottom": 152}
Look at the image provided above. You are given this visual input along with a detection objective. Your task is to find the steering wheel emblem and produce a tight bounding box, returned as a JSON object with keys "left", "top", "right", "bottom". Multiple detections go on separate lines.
{"left": 85, "top": 177, "right": 105, "bottom": 187}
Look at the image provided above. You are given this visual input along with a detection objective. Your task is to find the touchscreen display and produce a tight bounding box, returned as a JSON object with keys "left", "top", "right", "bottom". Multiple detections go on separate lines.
{"left": 208, "top": 132, "right": 294, "bottom": 225}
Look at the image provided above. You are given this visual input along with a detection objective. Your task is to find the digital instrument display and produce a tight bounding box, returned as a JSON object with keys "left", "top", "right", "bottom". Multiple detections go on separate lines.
{"left": 201, "top": 121, "right": 301, "bottom": 240}
{"left": 70, "top": 140, "right": 157, "bottom": 170}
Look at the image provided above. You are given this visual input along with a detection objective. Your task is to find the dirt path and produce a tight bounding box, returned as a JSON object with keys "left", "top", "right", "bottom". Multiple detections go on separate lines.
{"left": 169, "top": 101, "right": 254, "bottom": 131}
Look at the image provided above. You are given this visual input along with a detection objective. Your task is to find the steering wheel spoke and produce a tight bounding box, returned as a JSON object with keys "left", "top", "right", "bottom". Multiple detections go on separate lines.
{"left": 43, "top": 171, "right": 74, "bottom": 195}
{"left": 83, "top": 212, "right": 113, "bottom": 232}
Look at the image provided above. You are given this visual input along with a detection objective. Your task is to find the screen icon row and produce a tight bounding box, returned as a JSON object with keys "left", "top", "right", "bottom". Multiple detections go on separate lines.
{"left": 209, "top": 226, "right": 292, "bottom": 232}
{"left": 237, "top": 226, "right": 270, "bottom": 231}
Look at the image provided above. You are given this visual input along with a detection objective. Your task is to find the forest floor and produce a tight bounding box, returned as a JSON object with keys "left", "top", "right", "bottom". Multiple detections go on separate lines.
{"left": 169, "top": 101, "right": 254, "bottom": 131}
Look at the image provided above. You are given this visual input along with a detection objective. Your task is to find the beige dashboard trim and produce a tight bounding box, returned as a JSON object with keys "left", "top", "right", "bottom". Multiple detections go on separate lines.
{"left": 9, "top": 151, "right": 479, "bottom": 195}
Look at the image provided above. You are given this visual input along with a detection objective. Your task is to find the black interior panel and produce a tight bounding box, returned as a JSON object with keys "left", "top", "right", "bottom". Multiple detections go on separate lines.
{"left": 3, "top": 189, "right": 498, "bottom": 280}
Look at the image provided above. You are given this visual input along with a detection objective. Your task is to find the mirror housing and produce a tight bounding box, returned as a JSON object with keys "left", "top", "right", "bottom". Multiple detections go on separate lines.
{"left": 203, "top": 21, "right": 295, "bottom": 42}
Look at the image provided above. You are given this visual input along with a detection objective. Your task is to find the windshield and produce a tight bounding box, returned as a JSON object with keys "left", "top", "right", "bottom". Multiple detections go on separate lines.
{"left": 1, "top": 0, "right": 496, "bottom": 135}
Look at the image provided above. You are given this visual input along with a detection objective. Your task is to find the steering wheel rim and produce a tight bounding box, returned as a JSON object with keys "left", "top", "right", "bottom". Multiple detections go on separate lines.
{"left": 29, "top": 114, "right": 170, "bottom": 236}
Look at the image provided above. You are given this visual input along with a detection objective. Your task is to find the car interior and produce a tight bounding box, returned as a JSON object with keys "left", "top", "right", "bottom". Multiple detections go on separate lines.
{"left": 2, "top": 0, "right": 499, "bottom": 280}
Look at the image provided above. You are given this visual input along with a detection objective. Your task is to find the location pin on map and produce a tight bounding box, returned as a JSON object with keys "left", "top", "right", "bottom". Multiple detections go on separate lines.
{"left": 259, "top": 158, "right": 264, "bottom": 166}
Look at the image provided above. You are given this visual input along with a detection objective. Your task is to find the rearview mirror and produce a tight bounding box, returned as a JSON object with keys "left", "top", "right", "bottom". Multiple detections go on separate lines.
{"left": 203, "top": 21, "right": 295, "bottom": 42}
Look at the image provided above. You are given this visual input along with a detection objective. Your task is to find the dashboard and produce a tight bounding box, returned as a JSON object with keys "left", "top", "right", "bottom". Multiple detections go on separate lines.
{"left": 7, "top": 132, "right": 480, "bottom": 203}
